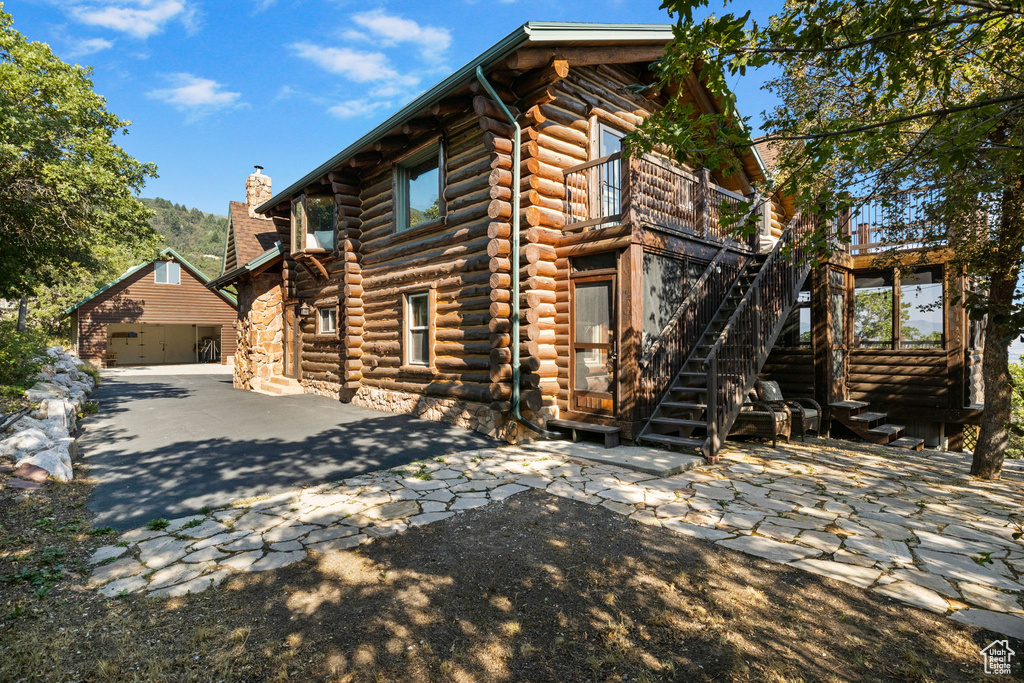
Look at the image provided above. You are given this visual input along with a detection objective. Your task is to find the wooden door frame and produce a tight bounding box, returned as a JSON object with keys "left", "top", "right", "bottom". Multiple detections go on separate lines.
{"left": 569, "top": 270, "right": 618, "bottom": 416}
{"left": 283, "top": 303, "right": 300, "bottom": 379}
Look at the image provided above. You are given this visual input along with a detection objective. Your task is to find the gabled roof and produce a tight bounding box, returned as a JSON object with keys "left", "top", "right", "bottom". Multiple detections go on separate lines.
{"left": 64, "top": 247, "right": 237, "bottom": 315}
{"left": 223, "top": 201, "right": 278, "bottom": 273}
{"left": 207, "top": 242, "right": 284, "bottom": 290}
{"left": 258, "top": 22, "right": 681, "bottom": 214}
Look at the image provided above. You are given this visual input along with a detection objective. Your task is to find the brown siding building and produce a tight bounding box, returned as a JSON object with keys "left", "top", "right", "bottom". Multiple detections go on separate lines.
{"left": 68, "top": 249, "right": 238, "bottom": 367}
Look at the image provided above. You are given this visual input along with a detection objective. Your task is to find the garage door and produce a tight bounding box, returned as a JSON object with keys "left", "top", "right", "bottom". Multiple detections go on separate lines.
{"left": 106, "top": 323, "right": 214, "bottom": 365}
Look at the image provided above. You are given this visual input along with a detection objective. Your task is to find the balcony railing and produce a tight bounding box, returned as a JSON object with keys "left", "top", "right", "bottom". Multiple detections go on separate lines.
{"left": 563, "top": 152, "right": 761, "bottom": 250}
{"left": 841, "top": 188, "right": 947, "bottom": 255}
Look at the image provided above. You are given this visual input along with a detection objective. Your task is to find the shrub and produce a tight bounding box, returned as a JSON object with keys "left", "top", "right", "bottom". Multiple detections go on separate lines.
{"left": 1010, "top": 358, "right": 1024, "bottom": 459}
{"left": 78, "top": 362, "right": 101, "bottom": 387}
{"left": 0, "top": 319, "right": 46, "bottom": 389}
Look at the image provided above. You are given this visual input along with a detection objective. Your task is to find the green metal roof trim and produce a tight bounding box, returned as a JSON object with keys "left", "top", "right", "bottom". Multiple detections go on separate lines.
{"left": 64, "top": 247, "right": 237, "bottom": 315}
{"left": 257, "top": 22, "right": 679, "bottom": 214}
{"left": 206, "top": 241, "right": 284, "bottom": 290}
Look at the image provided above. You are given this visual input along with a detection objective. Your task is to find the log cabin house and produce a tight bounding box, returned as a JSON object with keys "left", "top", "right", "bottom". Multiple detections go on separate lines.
{"left": 214, "top": 22, "right": 981, "bottom": 460}
{"left": 67, "top": 248, "right": 238, "bottom": 367}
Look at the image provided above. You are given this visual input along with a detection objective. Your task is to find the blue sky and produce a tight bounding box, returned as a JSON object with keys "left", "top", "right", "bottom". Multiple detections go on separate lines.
{"left": 6, "top": 0, "right": 783, "bottom": 214}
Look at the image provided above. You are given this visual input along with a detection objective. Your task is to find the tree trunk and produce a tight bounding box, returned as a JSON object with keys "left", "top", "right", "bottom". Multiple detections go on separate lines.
{"left": 16, "top": 293, "right": 27, "bottom": 332}
{"left": 971, "top": 183, "right": 1024, "bottom": 480}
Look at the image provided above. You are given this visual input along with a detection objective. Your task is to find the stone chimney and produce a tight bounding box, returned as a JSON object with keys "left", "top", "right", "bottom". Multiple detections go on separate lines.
{"left": 245, "top": 165, "right": 272, "bottom": 219}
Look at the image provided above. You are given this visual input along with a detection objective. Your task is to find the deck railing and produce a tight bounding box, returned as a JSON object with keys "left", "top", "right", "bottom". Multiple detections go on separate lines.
{"left": 841, "top": 188, "right": 945, "bottom": 255}
{"left": 634, "top": 245, "right": 743, "bottom": 422}
{"left": 563, "top": 152, "right": 759, "bottom": 249}
{"left": 703, "top": 212, "right": 816, "bottom": 457}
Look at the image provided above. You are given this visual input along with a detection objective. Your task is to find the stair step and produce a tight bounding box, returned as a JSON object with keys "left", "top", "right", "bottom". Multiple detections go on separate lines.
{"left": 639, "top": 433, "right": 706, "bottom": 450}
{"left": 830, "top": 400, "right": 870, "bottom": 411}
{"left": 868, "top": 424, "right": 904, "bottom": 435}
{"left": 889, "top": 437, "right": 925, "bottom": 451}
{"left": 677, "top": 371, "right": 706, "bottom": 378}
{"left": 650, "top": 417, "right": 707, "bottom": 429}
{"left": 662, "top": 401, "right": 707, "bottom": 411}
{"left": 849, "top": 412, "right": 888, "bottom": 424}
{"left": 670, "top": 386, "right": 708, "bottom": 394}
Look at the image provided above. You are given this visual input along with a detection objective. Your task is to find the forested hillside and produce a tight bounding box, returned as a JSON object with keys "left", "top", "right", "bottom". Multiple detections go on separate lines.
{"left": 140, "top": 198, "right": 227, "bottom": 279}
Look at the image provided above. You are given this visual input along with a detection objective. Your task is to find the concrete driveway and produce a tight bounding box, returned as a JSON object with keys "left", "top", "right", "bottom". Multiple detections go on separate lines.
{"left": 80, "top": 367, "right": 495, "bottom": 529}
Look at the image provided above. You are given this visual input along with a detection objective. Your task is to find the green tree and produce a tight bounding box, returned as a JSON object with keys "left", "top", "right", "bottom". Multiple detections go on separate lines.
{"left": 0, "top": 5, "right": 157, "bottom": 300}
{"left": 632, "top": 0, "right": 1024, "bottom": 479}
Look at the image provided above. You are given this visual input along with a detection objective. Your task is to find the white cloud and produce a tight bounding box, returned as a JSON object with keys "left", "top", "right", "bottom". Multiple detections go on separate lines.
{"left": 147, "top": 73, "right": 242, "bottom": 113}
{"left": 346, "top": 10, "right": 451, "bottom": 62}
{"left": 66, "top": 1, "right": 192, "bottom": 39}
{"left": 328, "top": 98, "right": 393, "bottom": 119}
{"left": 290, "top": 42, "right": 418, "bottom": 86}
{"left": 67, "top": 37, "right": 114, "bottom": 57}
{"left": 251, "top": 0, "right": 276, "bottom": 12}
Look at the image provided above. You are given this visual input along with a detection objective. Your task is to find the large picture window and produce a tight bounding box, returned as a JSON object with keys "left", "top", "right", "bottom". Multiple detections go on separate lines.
{"left": 900, "top": 266, "right": 944, "bottom": 348}
{"left": 154, "top": 261, "right": 180, "bottom": 285}
{"left": 396, "top": 144, "right": 443, "bottom": 232}
{"left": 853, "top": 271, "right": 894, "bottom": 349}
{"left": 852, "top": 266, "right": 945, "bottom": 349}
{"left": 405, "top": 292, "right": 431, "bottom": 366}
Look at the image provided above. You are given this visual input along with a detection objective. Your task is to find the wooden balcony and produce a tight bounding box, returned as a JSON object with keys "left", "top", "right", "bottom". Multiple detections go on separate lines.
{"left": 841, "top": 188, "right": 950, "bottom": 256}
{"left": 562, "top": 152, "right": 760, "bottom": 250}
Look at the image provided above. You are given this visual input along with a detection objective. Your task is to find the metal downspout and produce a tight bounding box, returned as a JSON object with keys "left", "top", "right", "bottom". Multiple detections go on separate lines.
{"left": 475, "top": 66, "right": 560, "bottom": 439}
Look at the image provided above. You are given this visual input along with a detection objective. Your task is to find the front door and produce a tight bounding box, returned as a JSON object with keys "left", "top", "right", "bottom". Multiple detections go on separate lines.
{"left": 571, "top": 275, "right": 617, "bottom": 415}
{"left": 283, "top": 305, "right": 300, "bottom": 379}
{"left": 828, "top": 268, "right": 849, "bottom": 402}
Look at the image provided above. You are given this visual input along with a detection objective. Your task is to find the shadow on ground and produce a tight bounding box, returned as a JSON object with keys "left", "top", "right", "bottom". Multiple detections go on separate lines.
{"left": 2, "top": 491, "right": 1014, "bottom": 682}
{"left": 80, "top": 374, "right": 494, "bottom": 529}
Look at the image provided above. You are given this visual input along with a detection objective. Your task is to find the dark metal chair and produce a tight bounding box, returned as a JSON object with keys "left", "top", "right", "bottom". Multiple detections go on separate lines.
{"left": 755, "top": 380, "right": 821, "bottom": 441}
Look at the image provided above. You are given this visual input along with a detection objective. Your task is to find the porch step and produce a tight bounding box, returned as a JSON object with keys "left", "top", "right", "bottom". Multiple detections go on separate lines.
{"left": 848, "top": 411, "right": 888, "bottom": 427}
{"left": 830, "top": 400, "right": 869, "bottom": 413}
{"left": 261, "top": 376, "right": 304, "bottom": 396}
{"left": 638, "top": 433, "right": 706, "bottom": 451}
{"left": 889, "top": 437, "right": 925, "bottom": 451}
{"left": 867, "top": 423, "right": 904, "bottom": 437}
{"left": 547, "top": 419, "right": 620, "bottom": 449}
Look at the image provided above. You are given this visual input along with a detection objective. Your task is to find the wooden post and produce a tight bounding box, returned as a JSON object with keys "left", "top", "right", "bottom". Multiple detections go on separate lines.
{"left": 696, "top": 168, "right": 711, "bottom": 239}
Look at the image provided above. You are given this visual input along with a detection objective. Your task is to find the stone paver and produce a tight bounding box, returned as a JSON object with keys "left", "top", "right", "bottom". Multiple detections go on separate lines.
{"left": 86, "top": 438, "right": 1024, "bottom": 640}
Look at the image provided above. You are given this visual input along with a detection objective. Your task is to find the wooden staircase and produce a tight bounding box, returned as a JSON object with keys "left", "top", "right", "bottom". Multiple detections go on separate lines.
{"left": 829, "top": 400, "right": 924, "bottom": 451}
{"left": 638, "top": 219, "right": 814, "bottom": 461}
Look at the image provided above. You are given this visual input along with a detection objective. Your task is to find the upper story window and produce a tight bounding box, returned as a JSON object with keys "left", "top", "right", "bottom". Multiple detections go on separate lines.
{"left": 154, "top": 261, "right": 180, "bottom": 285}
{"left": 594, "top": 122, "right": 624, "bottom": 218}
{"left": 396, "top": 143, "right": 443, "bottom": 232}
{"left": 291, "top": 194, "right": 336, "bottom": 254}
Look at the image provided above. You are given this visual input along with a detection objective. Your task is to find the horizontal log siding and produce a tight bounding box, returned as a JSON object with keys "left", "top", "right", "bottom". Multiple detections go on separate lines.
{"left": 357, "top": 114, "right": 494, "bottom": 404}
{"left": 759, "top": 347, "right": 815, "bottom": 399}
{"left": 847, "top": 349, "right": 950, "bottom": 408}
{"left": 76, "top": 261, "right": 237, "bottom": 367}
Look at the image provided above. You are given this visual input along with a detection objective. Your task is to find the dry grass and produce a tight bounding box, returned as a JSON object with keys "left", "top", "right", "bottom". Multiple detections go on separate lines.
{"left": 1, "top": 488, "right": 1018, "bottom": 681}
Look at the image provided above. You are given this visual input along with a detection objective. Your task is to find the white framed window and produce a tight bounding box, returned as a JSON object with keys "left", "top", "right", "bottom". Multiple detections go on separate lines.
{"left": 405, "top": 292, "right": 430, "bottom": 366}
{"left": 154, "top": 261, "right": 180, "bottom": 285}
{"left": 318, "top": 306, "right": 337, "bottom": 335}
{"left": 396, "top": 143, "right": 443, "bottom": 233}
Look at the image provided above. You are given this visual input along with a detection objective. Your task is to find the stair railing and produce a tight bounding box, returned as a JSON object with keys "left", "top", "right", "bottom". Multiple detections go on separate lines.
{"left": 635, "top": 244, "right": 744, "bottom": 421}
{"left": 703, "top": 215, "right": 813, "bottom": 459}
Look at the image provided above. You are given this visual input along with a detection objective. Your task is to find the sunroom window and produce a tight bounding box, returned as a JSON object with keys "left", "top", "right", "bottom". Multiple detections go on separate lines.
{"left": 900, "top": 266, "right": 943, "bottom": 348}
{"left": 397, "top": 144, "right": 442, "bottom": 232}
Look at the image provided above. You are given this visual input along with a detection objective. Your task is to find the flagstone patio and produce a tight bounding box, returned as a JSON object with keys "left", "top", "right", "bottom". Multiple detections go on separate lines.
{"left": 87, "top": 437, "right": 1024, "bottom": 639}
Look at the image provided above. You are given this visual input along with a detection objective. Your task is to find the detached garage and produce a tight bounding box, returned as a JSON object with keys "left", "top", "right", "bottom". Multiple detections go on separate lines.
{"left": 66, "top": 248, "right": 238, "bottom": 367}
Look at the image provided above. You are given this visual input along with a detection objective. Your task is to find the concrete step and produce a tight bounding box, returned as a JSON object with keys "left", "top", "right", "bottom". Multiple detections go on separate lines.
{"left": 260, "top": 376, "right": 304, "bottom": 395}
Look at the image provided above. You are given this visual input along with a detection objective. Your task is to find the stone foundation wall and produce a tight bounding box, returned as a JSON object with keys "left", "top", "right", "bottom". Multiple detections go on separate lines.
{"left": 233, "top": 273, "right": 284, "bottom": 391}
{"left": 301, "top": 378, "right": 341, "bottom": 399}
{"left": 348, "top": 385, "right": 556, "bottom": 443}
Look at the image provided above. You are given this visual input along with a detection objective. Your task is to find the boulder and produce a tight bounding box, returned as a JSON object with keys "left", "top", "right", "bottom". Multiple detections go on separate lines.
{"left": 17, "top": 448, "right": 72, "bottom": 482}
{"left": 45, "top": 346, "right": 65, "bottom": 359}
{"left": 0, "top": 428, "right": 52, "bottom": 457}
{"left": 12, "top": 463, "right": 49, "bottom": 483}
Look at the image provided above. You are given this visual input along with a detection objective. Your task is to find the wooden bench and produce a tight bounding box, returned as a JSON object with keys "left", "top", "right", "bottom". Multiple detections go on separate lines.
{"left": 547, "top": 419, "right": 621, "bottom": 449}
